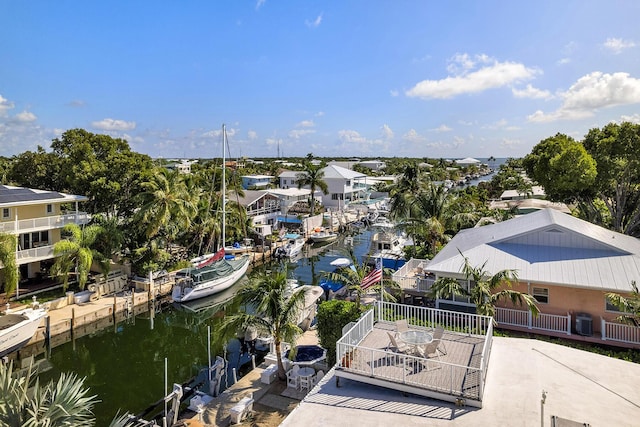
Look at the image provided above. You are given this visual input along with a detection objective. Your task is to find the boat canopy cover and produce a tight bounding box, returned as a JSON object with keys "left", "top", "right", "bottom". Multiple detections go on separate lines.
{"left": 284, "top": 233, "right": 301, "bottom": 239}
{"left": 330, "top": 258, "right": 352, "bottom": 267}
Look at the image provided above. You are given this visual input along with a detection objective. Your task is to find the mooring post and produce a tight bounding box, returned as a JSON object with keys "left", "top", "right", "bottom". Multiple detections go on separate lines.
{"left": 45, "top": 315, "right": 51, "bottom": 347}
{"left": 71, "top": 307, "right": 75, "bottom": 336}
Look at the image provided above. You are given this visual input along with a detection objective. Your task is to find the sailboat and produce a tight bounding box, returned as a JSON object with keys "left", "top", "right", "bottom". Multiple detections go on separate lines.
{"left": 172, "top": 125, "right": 251, "bottom": 303}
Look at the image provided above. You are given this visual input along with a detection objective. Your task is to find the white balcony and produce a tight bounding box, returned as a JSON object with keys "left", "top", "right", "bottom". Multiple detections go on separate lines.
{"left": 16, "top": 244, "right": 55, "bottom": 264}
{"left": 0, "top": 212, "right": 90, "bottom": 234}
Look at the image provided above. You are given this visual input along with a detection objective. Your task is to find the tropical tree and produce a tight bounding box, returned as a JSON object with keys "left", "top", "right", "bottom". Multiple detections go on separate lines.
{"left": 216, "top": 267, "right": 307, "bottom": 380}
{"left": 0, "top": 361, "right": 98, "bottom": 427}
{"left": 606, "top": 281, "right": 640, "bottom": 327}
{"left": 325, "top": 249, "right": 398, "bottom": 309}
{"left": 134, "top": 168, "right": 197, "bottom": 243}
{"left": 50, "top": 223, "right": 105, "bottom": 290}
{"left": 429, "top": 254, "right": 539, "bottom": 319}
{"left": 0, "top": 232, "right": 18, "bottom": 297}
{"left": 296, "top": 154, "right": 328, "bottom": 216}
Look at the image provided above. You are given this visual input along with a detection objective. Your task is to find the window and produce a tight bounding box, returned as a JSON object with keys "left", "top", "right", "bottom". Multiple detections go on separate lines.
{"left": 605, "top": 296, "right": 629, "bottom": 313}
{"left": 2, "top": 208, "right": 9, "bottom": 219}
{"left": 46, "top": 204, "right": 53, "bottom": 214}
{"left": 533, "top": 287, "right": 549, "bottom": 304}
{"left": 345, "top": 180, "right": 351, "bottom": 186}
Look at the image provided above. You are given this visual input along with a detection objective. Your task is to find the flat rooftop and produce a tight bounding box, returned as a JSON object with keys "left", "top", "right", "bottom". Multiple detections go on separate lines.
{"left": 281, "top": 336, "right": 640, "bottom": 426}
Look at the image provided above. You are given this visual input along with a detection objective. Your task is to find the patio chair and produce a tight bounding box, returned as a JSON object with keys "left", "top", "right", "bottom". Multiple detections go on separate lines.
{"left": 432, "top": 326, "right": 448, "bottom": 355}
{"left": 312, "top": 370, "right": 325, "bottom": 387}
{"left": 395, "top": 319, "right": 410, "bottom": 334}
{"left": 416, "top": 340, "right": 443, "bottom": 371}
{"left": 386, "top": 332, "right": 410, "bottom": 353}
{"left": 286, "top": 365, "right": 300, "bottom": 389}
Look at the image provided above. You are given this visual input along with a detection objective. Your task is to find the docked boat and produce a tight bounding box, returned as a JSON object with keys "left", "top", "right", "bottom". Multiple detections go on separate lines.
{"left": 0, "top": 307, "right": 47, "bottom": 357}
{"left": 274, "top": 233, "right": 306, "bottom": 259}
{"left": 364, "top": 231, "right": 412, "bottom": 270}
{"left": 224, "top": 238, "right": 255, "bottom": 255}
{"left": 319, "top": 257, "right": 354, "bottom": 297}
{"left": 309, "top": 229, "right": 338, "bottom": 244}
{"left": 172, "top": 125, "right": 250, "bottom": 303}
{"left": 370, "top": 216, "right": 395, "bottom": 229}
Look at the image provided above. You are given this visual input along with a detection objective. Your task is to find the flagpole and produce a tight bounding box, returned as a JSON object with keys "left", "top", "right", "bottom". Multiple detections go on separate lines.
{"left": 378, "top": 257, "right": 383, "bottom": 302}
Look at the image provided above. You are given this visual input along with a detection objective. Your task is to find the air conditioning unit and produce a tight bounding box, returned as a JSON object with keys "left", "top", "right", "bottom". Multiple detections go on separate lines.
{"left": 575, "top": 313, "right": 593, "bottom": 336}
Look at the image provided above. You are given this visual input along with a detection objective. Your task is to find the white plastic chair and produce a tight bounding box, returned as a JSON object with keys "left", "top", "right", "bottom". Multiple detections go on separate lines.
{"left": 395, "top": 319, "right": 410, "bottom": 334}
{"left": 299, "top": 370, "right": 313, "bottom": 391}
{"left": 286, "top": 365, "right": 300, "bottom": 389}
{"left": 312, "top": 370, "right": 325, "bottom": 387}
{"left": 387, "top": 332, "right": 409, "bottom": 353}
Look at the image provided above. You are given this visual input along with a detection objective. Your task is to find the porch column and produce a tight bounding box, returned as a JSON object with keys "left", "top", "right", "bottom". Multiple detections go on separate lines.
{"left": 600, "top": 317, "right": 606, "bottom": 340}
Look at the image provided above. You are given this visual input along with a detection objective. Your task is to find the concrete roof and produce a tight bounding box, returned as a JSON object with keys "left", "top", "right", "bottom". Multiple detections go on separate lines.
{"left": 280, "top": 336, "right": 640, "bottom": 427}
{"left": 426, "top": 208, "right": 640, "bottom": 293}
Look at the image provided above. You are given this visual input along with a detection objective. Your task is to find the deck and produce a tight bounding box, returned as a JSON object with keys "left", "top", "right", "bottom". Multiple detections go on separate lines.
{"left": 335, "top": 302, "right": 492, "bottom": 407}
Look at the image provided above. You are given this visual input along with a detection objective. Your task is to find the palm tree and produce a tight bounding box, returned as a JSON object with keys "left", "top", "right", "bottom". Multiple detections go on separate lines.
{"left": 217, "top": 267, "right": 307, "bottom": 380}
{"left": 0, "top": 360, "right": 98, "bottom": 427}
{"left": 606, "top": 281, "right": 640, "bottom": 326}
{"left": 429, "top": 253, "right": 539, "bottom": 319}
{"left": 296, "top": 154, "right": 328, "bottom": 216}
{"left": 50, "top": 223, "right": 105, "bottom": 290}
{"left": 135, "top": 168, "right": 197, "bottom": 243}
{"left": 0, "top": 232, "right": 18, "bottom": 297}
{"left": 325, "top": 249, "right": 398, "bottom": 309}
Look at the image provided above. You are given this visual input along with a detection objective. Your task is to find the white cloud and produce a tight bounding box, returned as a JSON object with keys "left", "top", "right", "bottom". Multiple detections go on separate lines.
{"left": 381, "top": 124, "right": 394, "bottom": 140}
{"left": 433, "top": 124, "right": 452, "bottom": 133}
{"left": 305, "top": 13, "right": 323, "bottom": 29}
{"left": 297, "top": 120, "right": 315, "bottom": 127}
{"left": 528, "top": 72, "right": 640, "bottom": 122}
{"left": 402, "top": 129, "right": 426, "bottom": 143}
{"left": 288, "top": 129, "right": 315, "bottom": 139}
{"left": 0, "top": 94, "right": 15, "bottom": 116}
{"left": 557, "top": 57, "right": 571, "bottom": 65}
{"left": 512, "top": 84, "right": 553, "bottom": 100}
{"left": 247, "top": 130, "right": 257, "bottom": 140}
{"left": 390, "top": 89, "right": 399, "bottom": 97}
{"left": 91, "top": 118, "right": 136, "bottom": 131}
{"left": 483, "top": 119, "right": 508, "bottom": 130}
{"left": 337, "top": 129, "right": 367, "bottom": 144}
{"left": 620, "top": 114, "right": 640, "bottom": 124}
{"left": 265, "top": 137, "right": 281, "bottom": 147}
{"left": 13, "top": 111, "right": 37, "bottom": 123}
{"left": 67, "top": 99, "right": 86, "bottom": 107}
{"left": 406, "top": 54, "right": 539, "bottom": 99}
{"left": 255, "top": 0, "right": 266, "bottom": 10}
{"left": 603, "top": 37, "right": 636, "bottom": 54}
{"left": 314, "top": 111, "right": 325, "bottom": 117}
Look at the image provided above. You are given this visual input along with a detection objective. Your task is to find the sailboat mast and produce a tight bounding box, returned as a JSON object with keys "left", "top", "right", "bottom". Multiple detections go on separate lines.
{"left": 222, "top": 124, "right": 226, "bottom": 250}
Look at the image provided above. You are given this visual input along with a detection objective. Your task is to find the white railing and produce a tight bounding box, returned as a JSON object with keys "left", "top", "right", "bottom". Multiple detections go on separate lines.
{"left": 337, "top": 302, "right": 491, "bottom": 402}
{"left": 16, "top": 245, "right": 54, "bottom": 262}
{"left": 495, "top": 307, "right": 571, "bottom": 335}
{"left": 377, "top": 301, "right": 492, "bottom": 335}
{"left": 0, "top": 212, "right": 90, "bottom": 234}
{"left": 601, "top": 319, "right": 640, "bottom": 345}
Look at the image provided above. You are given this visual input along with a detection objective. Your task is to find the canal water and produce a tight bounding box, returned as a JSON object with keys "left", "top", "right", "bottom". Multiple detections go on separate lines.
{"left": 34, "top": 228, "right": 374, "bottom": 425}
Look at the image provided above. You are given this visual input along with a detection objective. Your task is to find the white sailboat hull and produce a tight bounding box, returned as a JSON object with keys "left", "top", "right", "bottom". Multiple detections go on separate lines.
{"left": 0, "top": 308, "right": 47, "bottom": 357}
{"left": 172, "top": 256, "right": 250, "bottom": 303}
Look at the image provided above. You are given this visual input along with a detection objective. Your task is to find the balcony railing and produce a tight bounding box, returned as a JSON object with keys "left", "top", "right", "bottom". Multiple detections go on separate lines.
{"left": 495, "top": 307, "right": 571, "bottom": 335}
{"left": 16, "top": 245, "right": 55, "bottom": 263}
{"left": 0, "top": 212, "right": 90, "bottom": 234}
{"left": 601, "top": 319, "right": 640, "bottom": 345}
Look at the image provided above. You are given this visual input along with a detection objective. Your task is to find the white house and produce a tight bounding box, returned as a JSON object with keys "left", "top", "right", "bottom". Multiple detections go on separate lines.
{"left": 241, "top": 174, "right": 274, "bottom": 190}
{"left": 321, "top": 165, "right": 367, "bottom": 209}
{"left": 278, "top": 171, "right": 301, "bottom": 189}
{"left": 358, "top": 160, "right": 386, "bottom": 171}
{"left": 229, "top": 190, "right": 281, "bottom": 236}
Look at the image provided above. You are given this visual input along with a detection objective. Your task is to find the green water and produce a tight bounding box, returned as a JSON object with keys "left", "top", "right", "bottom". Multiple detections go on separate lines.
{"left": 34, "top": 229, "right": 373, "bottom": 425}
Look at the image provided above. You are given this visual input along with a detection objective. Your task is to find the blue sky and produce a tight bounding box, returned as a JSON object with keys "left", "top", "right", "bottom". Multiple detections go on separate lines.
{"left": 2, "top": 1, "right": 640, "bottom": 160}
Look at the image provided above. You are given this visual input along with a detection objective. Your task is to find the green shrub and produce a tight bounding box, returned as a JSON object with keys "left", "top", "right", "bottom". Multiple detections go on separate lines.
{"left": 316, "top": 300, "right": 364, "bottom": 366}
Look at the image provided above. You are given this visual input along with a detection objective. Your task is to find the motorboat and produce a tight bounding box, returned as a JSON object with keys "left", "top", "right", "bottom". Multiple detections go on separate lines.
{"left": 364, "top": 231, "right": 412, "bottom": 270}
{"left": 309, "top": 229, "right": 338, "bottom": 244}
{"left": 0, "top": 307, "right": 47, "bottom": 357}
{"left": 274, "top": 233, "right": 306, "bottom": 259}
{"left": 224, "top": 238, "right": 255, "bottom": 255}
{"left": 319, "top": 257, "right": 354, "bottom": 297}
{"left": 370, "top": 216, "right": 395, "bottom": 229}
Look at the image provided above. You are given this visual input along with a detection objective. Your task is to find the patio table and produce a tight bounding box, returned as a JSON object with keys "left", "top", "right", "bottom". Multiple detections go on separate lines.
{"left": 298, "top": 367, "right": 315, "bottom": 391}
{"left": 399, "top": 330, "right": 433, "bottom": 354}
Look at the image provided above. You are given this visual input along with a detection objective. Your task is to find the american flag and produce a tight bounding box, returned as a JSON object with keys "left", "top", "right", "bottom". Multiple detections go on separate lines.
{"left": 361, "top": 258, "right": 382, "bottom": 290}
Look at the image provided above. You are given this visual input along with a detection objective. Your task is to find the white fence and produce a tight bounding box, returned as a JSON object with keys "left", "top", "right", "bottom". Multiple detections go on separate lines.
{"left": 495, "top": 307, "right": 571, "bottom": 335}
{"left": 601, "top": 319, "right": 640, "bottom": 345}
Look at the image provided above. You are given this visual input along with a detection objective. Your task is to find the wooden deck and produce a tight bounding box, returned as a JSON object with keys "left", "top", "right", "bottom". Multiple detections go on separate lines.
{"left": 336, "top": 321, "right": 487, "bottom": 406}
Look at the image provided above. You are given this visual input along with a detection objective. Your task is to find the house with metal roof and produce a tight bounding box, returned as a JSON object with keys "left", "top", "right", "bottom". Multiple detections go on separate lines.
{"left": 320, "top": 164, "right": 367, "bottom": 209}
{"left": 0, "top": 185, "right": 89, "bottom": 292}
{"left": 393, "top": 208, "right": 640, "bottom": 348}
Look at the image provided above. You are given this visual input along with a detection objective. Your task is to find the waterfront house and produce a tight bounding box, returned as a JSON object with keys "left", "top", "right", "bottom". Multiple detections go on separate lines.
{"left": 240, "top": 174, "right": 274, "bottom": 190}
{"left": 229, "top": 190, "right": 281, "bottom": 237}
{"left": 320, "top": 165, "right": 368, "bottom": 209}
{"left": 0, "top": 185, "right": 89, "bottom": 287}
{"left": 393, "top": 208, "right": 640, "bottom": 348}
{"left": 278, "top": 171, "right": 300, "bottom": 189}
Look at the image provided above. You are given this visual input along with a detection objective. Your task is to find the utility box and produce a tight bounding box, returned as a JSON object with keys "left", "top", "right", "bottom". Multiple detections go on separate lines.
{"left": 575, "top": 313, "right": 593, "bottom": 336}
